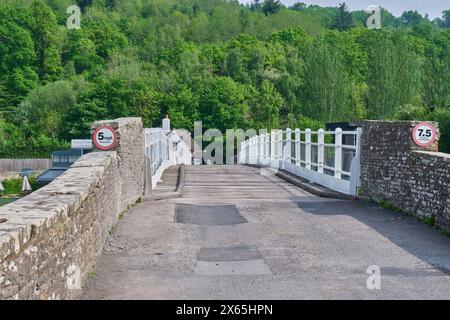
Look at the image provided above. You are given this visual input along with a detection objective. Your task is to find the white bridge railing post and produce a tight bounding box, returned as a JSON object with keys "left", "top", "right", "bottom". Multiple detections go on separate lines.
{"left": 305, "top": 129, "right": 311, "bottom": 170}
{"left": 277, "top": 130, "right": 283, "bottom": 168}
{"left": 318, "top": 128, "right": 325, "bottom": 174}
{"left": 239, "top": 141, "right": 242, "bottom": 164}
{"left": 270, "top": 130, "right": 276, "bottom": 163}
{"left": 253, "top": 136, "right": 257, "bottom": 165}
{"left": 285, "top": 128, "right": 292, "bottom": 165}
{"left": 255, "top": 136, "right": 258, "bottom": 164}
{"left": 334, "top": 128, "right": 342, "bottom": 179}
{"left": 251, "top": 137, "right": 254, "bottom": 165}
{"left": 247, "top": 138, "right": 250, "bottom": 164}
{"left": 248, "top": 138, "right": 253, "bottom": 164}
{"left": 254, "top": 136, "right": 260, "bottom": 165}
{"left": 295, "top": 128, "right": 300, "bottom": 166}
{"left": 251, "top": 137, "right": 256, "bottom": 164}
{"left": 255, "top": 136, "right": 258, "bottom": 165}
{"left": 349, "top": 127, "right": 362, "bottom": 195}
{"left": 258, "top": 134, "right": 263, "bottom": 165}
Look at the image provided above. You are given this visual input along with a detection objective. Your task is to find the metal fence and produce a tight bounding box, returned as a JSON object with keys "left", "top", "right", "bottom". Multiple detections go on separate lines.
{"left": 144, "top": 127, "right": 194, "bottom": 194}
{"left": 0, "top": 159, "right": 52, "bottom": 173}
{"left": 239, "top": 127, "right": 362, "bottom": 195}
{"left": 144, "top": 128, "right": 170, "bottom": 177}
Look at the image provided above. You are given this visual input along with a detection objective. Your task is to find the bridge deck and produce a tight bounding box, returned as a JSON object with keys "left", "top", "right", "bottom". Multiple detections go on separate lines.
{"left": 82, "top": 165, "right": 450, "bottom": 299}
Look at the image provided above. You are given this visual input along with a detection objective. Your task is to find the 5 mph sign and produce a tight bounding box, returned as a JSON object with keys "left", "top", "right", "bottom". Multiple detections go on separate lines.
{"left": 412, "top": 122, "right": 437, "bottom": 147}
{"left": 92, "top": 125, "right": 117, "bottom": 150}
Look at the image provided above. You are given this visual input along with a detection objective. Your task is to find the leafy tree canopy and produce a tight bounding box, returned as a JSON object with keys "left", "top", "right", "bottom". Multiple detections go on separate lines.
{"left": 0, "top": 0, "right": 449, "bottom": 157}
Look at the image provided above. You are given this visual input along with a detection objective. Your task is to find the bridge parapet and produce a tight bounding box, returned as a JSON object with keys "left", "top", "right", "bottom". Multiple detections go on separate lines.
{"left": 92, "top": 117, "right": 144, "bottom": 211}
{"left": 239, "top": 127, "right": 362, "bottom": 196}
{"left": 0, "top": 117, "right": 144, "bottom": 300}
{"left": 144, "top": 127, "right": 192, "bottom": 193}
{"left": 361, "top": 121, "right": 450, "bottom": 229}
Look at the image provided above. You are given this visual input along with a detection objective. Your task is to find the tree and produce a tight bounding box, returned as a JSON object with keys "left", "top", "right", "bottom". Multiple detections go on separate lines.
{"left": 250, "top": 0, "right": 262, "bottom": 12}
{"left": 358, "top": 30, "right": 423, "bottom": 119}
{"left": 76, "top": 0, "right": 93, "bottom": 13}
{"left": 331, "top": 3, "right": 354, "bottom": 31}
{"left": 106, "top": 0, "right": 116, "bottom": 10}
{"left": 401, "top": 10, "right": 425, "bottom": 27}
{"left": 249, "top": 81, "right": 283, "bottom": 129}
{"left": 29, "top": 0, "right": 62, "bottom": 82}
{"left": 301, "top": 39, "right": 353, "bottom": 122}
{"left": 165, "top": 87, "right": 200, "bottom": 131}
{"left": 441, "top": 10, "right": 450, "bottom": 28}
{"left": 380, "top": 8, "right": 401, "bottom": 28}
{"left": 198, "top": 77, "right": 249, "bottom": 131}
{"left": 64, "top": 31, "right": 104, "bottom": 76}
{"left": 262, "top": 0, "right": 281, "bottom": 16}
{"left": 422, "top": 31, "right": 450, "bottom": 110}
{"left": 1, "top": 0, "right": 450, "bottom": 158}
{"left": 17, "top": 79, "right": 91, "bottom": 139}
{"left": 0, "top": 19, "right": 38, "bottom": 104}
{"left": 433, "top": 109, "right": 450, "bottom": 153}
{"left": 290, "top": 2, "right": 307, "bottom": 11}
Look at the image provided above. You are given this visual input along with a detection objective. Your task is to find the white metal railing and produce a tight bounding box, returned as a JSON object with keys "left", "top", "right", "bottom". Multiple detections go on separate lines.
{"left": 145, "top": 128, "right": 171, "bottom": 177}
{"left": 239, "top": 127, "right": 362, "bottom": 195}
{"left": 144, "top": 128, "right": 192, "bottom": 193}
{"left": 144, "top": 128, "right": 174, "bottom": 193}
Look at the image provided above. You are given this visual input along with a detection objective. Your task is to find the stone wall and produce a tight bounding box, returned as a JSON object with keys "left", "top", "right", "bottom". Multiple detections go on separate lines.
{"left": 360, "top": 121, "right": 450, "bottom": 229}
{"left": 92, "top": 118, "right": 144, "bottom": 211}
{"left": 0, "top": 117, "right": 144, "bottom": 300}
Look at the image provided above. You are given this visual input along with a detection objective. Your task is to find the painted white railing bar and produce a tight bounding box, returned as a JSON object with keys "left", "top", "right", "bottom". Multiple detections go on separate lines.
{"left": 145, "top": 128, "right": 171, "bottom": 191}
{"left": 144, "top": 127, "right": 192, "bottom": 194}
{"left": 145, "top": 129, "right": 170, "bottom": 173}
{"left": 239, "top": 127, "right": 362, "bottom": 195}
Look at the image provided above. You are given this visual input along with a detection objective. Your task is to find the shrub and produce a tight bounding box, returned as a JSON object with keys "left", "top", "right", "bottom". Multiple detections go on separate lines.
{"left": 0, "top": 176, "right": 38, "bottom": 196}
{"left": 432, "top": 108, "right": 450, "bottom": 154}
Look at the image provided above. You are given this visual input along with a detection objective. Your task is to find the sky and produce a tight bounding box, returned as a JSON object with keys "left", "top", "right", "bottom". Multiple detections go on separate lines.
{"left": 239, "top": 0, "right": 449, "bottom": 19}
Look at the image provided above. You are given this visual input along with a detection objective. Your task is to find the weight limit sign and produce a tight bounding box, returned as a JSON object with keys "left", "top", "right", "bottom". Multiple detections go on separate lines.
{"left": 412, "top": 122, "right": 437, "bottom": 148}
{"left": 92, "top": 125, "right": 117, "bottom": 151}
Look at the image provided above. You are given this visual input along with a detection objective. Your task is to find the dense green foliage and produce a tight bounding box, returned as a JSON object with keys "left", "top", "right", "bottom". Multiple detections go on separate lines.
{"left": 0, "top": 0, "right": 449, "bottom": 157}
{"left": 331, "top": 3, "right": 354, "bottom": 31}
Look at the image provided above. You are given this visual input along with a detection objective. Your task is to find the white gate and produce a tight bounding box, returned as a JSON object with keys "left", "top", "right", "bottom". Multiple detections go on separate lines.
{"left": 239, "top": 127, "right": 362, "bottom": 196}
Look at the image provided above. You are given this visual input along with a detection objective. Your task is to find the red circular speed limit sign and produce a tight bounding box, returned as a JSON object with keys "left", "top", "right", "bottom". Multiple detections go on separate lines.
{"left": 92, "top": 125, "right": 117, "bottom": 150}
{"left": 412, "top": 122, "right": 437, "bottom": 147}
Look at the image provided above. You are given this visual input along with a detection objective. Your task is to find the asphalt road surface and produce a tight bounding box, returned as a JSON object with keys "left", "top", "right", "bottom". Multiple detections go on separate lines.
{"left": 82, "top": 165, "right": 450, "bottom": 300}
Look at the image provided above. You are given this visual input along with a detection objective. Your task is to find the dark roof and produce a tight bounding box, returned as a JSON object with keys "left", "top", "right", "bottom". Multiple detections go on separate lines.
{"left": 36, "top": 168, "right": 66, "bottom": 183}
{"left": 326, "top": 122, "right": 363, "bottom": 131}
{"left": 52, "top": 149, "right": 84, "bottom": 156}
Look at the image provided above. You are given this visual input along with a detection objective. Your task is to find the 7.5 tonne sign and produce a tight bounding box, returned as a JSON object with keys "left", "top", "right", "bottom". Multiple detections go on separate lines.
{"left": 412, "top": 122, "right": 437, "bottom": 148}
{"left": 92, "top": 125, "right": 117, "bottom": 150}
